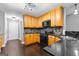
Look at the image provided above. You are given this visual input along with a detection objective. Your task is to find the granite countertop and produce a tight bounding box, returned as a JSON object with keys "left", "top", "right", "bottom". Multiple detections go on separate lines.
{"left": 47, "top": 33, "right": 65, "bottom": 39}
{"left": 24, "top": 32, "right": 40, "bottom": 34}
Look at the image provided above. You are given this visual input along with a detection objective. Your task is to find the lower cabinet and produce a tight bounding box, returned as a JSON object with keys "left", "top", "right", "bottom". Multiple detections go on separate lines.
{"left": 24, "top": 33, "right": 40, "bottom": 45}
{"left": 48, "top": 35, "right": 60, "bottom": 46}
{"left": 35, "top": 34, "right": 40, "bottom": 43}
{"left": 0, "top": 36, "right": 3, "bottom": 48}
{"left": 24, "top": 34, "right": 31, "bottom": 45}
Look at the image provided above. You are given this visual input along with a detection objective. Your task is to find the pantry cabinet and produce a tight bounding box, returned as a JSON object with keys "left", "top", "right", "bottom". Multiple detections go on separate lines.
{"left": 24, "top": 33, "right": 40, "bottom": 45}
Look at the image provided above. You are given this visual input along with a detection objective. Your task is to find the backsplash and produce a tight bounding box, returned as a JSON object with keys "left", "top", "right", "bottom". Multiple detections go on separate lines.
{"left": 24, "top": 27, "right": 63, "bottom": 35}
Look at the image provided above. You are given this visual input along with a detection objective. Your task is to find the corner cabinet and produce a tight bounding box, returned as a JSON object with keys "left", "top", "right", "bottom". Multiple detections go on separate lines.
{"left": 24, "top": 34, "right": 40, "bottom": 45}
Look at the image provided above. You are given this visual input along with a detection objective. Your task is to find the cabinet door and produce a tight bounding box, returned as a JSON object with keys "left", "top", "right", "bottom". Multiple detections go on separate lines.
{"left": 37, "top": 34, "right": 40, "bottom": 43}
{"left": 34, "top": 18, "right": 38, "bottom": 28}
{"left": 24, "top": 16, "right": 32, "bottom": 28}
{"left": 55, "top": 37, "right": 60, "bottom": 43}
{"left": 42, "top": 14, "right": 46, "bottom": 21}
{"left": 48, "top": 35, "right": 55, "bottom": 46}
{"left": 55, "top": 7, "right": 63, "bottom": 26}
{"left": 45, "top": 12, "right": 51, "bottom": 20}
{"left": 24, "top": 34, "right": 31, "bottom": 45}
{"left": 31, "top": 17, "right": 34, "bottom": 28}
{"left": 0, "top": 36, "right": 3, "bottom": 48}
{"left": 50, "top": 9, "right": 56, "bottom": 27}
{"left": 33, "top": 34, "right": 40, "bottom": 43}
{"left": 38, "top": 17, "right": 42, "bottom": 28}
{"left": 23, "top": 16, "right": 28, "bottom": 27}
{"left": 29, "top": 16, "right": 32, "bottom": 28}
{"left": 33, "top": 34, "right": 37, "bottom": 43}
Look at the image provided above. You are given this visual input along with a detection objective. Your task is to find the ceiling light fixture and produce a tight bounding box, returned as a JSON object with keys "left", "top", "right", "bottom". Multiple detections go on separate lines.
{"left": 24, "top": 3, "right": 36, "bottom": 11}
{"left": 74, "top": 4, "right": 78, "bottom": 15}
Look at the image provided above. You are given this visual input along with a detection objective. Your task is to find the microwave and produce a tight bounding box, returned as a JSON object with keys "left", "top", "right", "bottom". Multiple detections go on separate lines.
{"left": 42, "top": 20, "right": 50, "bottom": 27}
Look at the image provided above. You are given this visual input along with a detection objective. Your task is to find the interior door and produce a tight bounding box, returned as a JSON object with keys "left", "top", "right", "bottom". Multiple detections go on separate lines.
{"left": 7, "top": 19, "right": 19, "bottom": 40}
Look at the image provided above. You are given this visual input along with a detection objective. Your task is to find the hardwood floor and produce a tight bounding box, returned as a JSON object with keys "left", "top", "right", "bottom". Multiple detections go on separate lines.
{"left": 0, "top": 40, "right": 51, "bottom": 56}
{"left": 23, "top": 44, "right": 51, "bottom": 56}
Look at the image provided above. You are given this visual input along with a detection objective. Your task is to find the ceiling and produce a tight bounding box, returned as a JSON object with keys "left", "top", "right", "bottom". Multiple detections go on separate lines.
{"left": 0, "top": 3, "right": 74, "bottom": 17}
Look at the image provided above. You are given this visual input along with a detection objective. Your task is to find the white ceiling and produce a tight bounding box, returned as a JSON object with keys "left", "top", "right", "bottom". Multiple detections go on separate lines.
{"left": 66, "top": 3, "right": 79, "bottom": 16}
{"left": 0, "top": 3, "right": 74, "bottom": 17}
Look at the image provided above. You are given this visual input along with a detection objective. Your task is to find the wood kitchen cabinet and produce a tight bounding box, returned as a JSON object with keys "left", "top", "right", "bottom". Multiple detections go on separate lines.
{"left": 48, "top": 35, "right": 55, "bottom": 46}
{"left": 35, "top": 34, "right": 40, "bottom": 43}
{"left": 55, "top": 7, "right": 63, "bottom": 26}
{"left": 23, "top": 6, "right": 64, "bottom": 28}
{"left": 31, "top": 17, "right": 35, "bottom": 28}
{"left": 0, "top": 36, "right": 3, "bottom": 48}
{"left": 41, "top": 12, "right": 51, "bottom": 22}
{"left": 24, "top": 33, "right": 40, "bottom": 45}
{"left": 50, "top": 7, "right": 63, "bottom": 27}
{"left": 23, "top": 16, "right": 28, "bottom": 27}
{"left": 48, "top": 35, "right": 60, "bottom": 46}
{"left": 24, "top": 16, "right": 32, "bottom": 28}
{"left": 45, "top": 12, "right": 51, "bottom": 20}
{"left": 34, "top": 18, "right": 39, "bottom": 28}
{"left": 24, "top": 34, "right": 32, "bottom": 45}
{"left": 24, "top": 15, "right": 40, "bottom": 28}
{"left": 50, "top": 9, "right": 56, "bottom": 27}
{"left": 38, "top": 17, "right": 42, "bottom": 28}
{"left": 33, "top": 34, "right": 40, "bottom": 43}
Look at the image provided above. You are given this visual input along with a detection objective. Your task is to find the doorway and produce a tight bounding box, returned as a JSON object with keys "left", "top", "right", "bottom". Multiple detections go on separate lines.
{"left": 7, "top": 18, "right": 20, "bottom": 40}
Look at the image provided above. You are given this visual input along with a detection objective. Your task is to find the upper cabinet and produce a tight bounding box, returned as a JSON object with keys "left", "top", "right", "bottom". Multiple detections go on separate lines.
{"left": 24, "top": 15, "right": 39, "bottom": 28}
{"left": 55, "top": 7, "right": 64, "bottom": 26}
{"left": 45, "top": 12, "right": 51, "bottom": 20}
{"left": 50, "top": 7, "right": 64, "bottom": 27}
{"left": 24, "top": 16, "right": 32, "bottom": 28}
{"left": 38, "top": 17, "right": 42, "bottom": 28}
{"left": 50, "top": 9, "right": 56, "bottom": 27}
{"left": 23, "top": 6, "right": 64, "bottom": 28}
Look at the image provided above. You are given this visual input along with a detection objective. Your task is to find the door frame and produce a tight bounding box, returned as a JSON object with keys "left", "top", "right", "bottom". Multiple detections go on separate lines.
{"left": 7, "top": 18, "right": 20, "bottom": 40}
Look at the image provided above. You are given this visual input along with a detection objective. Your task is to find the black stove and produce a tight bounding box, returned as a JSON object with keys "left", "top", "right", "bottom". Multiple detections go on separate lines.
{"left": 40, "top": 33, "right": 48, "bottom": 48}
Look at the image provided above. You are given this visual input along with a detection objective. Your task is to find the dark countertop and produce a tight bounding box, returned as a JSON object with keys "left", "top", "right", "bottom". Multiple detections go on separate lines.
{"left": 43, "top": 40, "right": 65, "bottom": 56}
{"left": 24, "top": 32, "right": 40, "bottom": 34}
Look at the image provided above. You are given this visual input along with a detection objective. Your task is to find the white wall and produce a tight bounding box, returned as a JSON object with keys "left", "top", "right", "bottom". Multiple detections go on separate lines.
{"left": 0, "top": 10, "right": 4, "bottom": 36}
{"left": 66, "top": 14, "right": 79, "bottom": 31}
{"left": 4, "top": 11, "right": 24, "bottom": 46}
{"left": 65, "top": 3, "right": 79, "bottom": 31}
